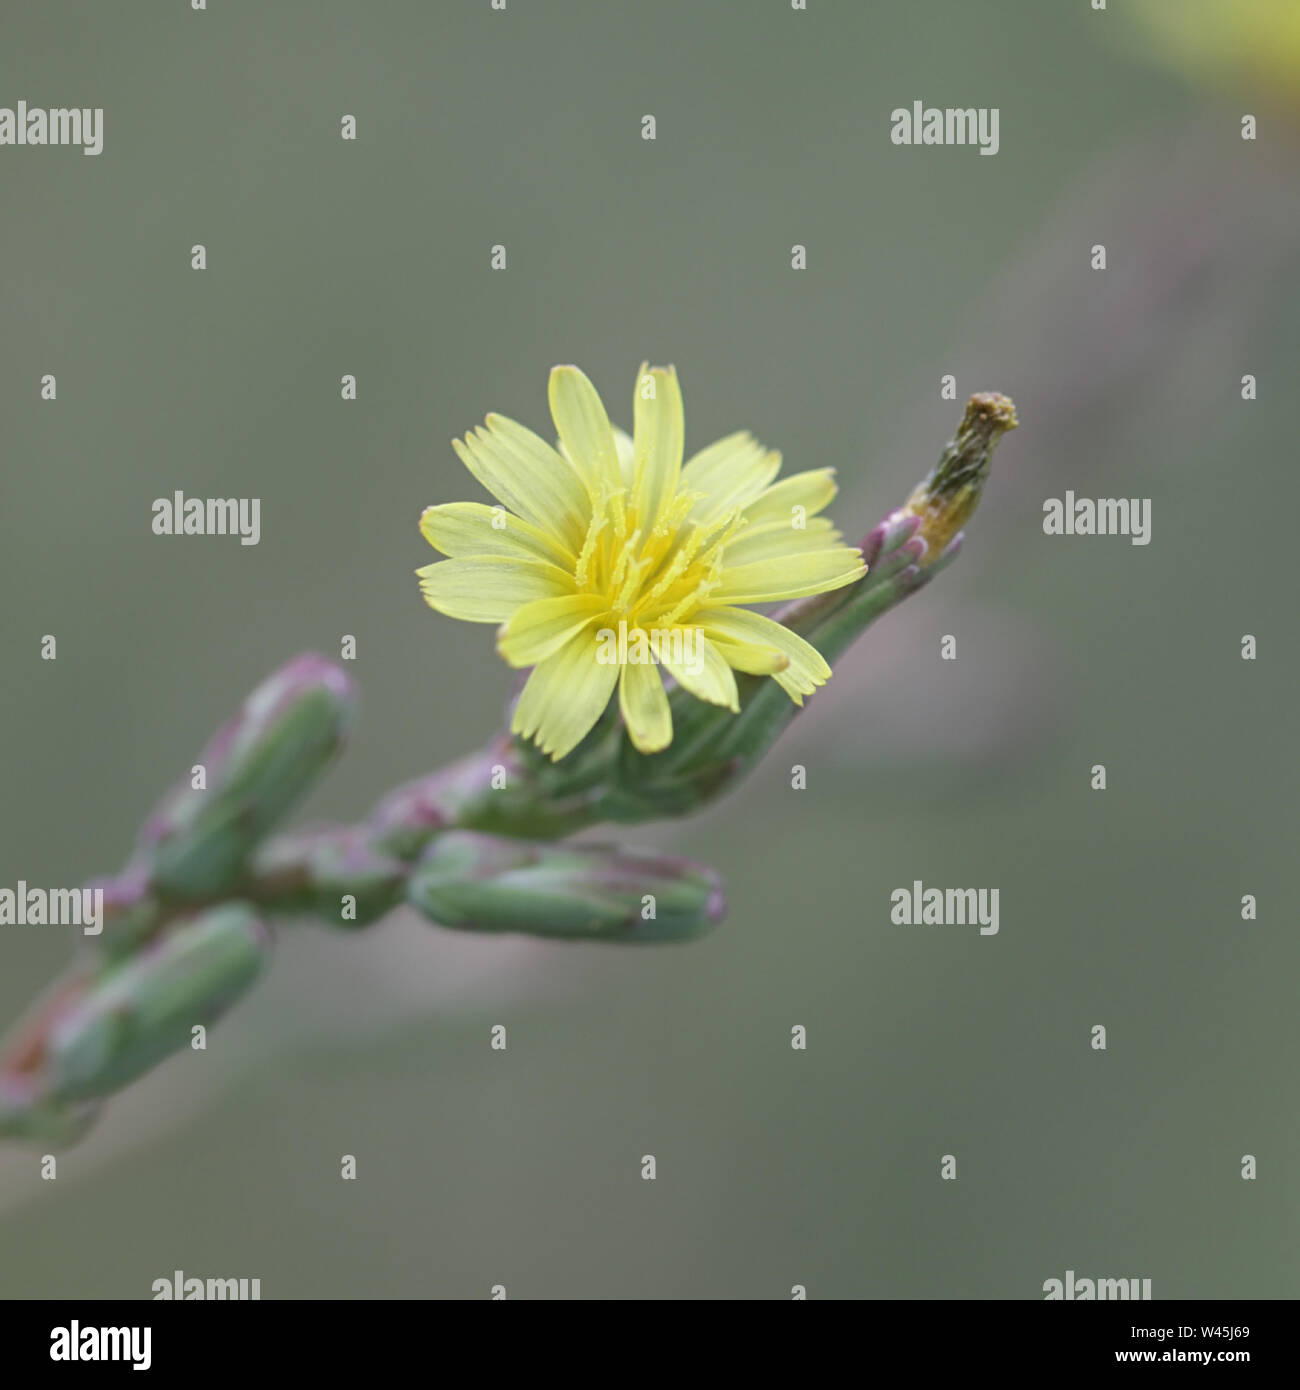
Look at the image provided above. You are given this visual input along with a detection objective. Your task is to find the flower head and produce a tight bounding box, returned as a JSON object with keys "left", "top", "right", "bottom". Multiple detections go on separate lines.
{"left": 418, "top": 365, "right": 866, "bottom": 760}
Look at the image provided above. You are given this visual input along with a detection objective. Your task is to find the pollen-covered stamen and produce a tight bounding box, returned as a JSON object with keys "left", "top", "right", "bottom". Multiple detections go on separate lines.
{"left": 605, "top": 489, "right": 629, "bottom": 550}
{"left": 631, "top": 545, "right": 692, "bottom": 620}
{"left": 628, "top": 488, "right": 709, "bottom": 593}
{"left": 637, "top": 491, "right": 699, "bottom": 568}
{"left": 574, "top": 499, "right": 608, "bottom": 590}
{"left": 607, "top": 523, "right": 641, "bottom": 590}
{"left": 646, "top": 515, "right": 744, "bottom": 625}
{"left": 657, "top": 579, "right": 718, "bottom": 628}
{"left": 638, "top": 533, "right": 734, "bottom": 627}
{"left": 587, "top": 488, "right": 630, "bottom": 592}
{"left": 611, "top": 535, "right": 646, "bottom": 612}
{"left": 696, "top": 508, "right": 749, "bottom": 570}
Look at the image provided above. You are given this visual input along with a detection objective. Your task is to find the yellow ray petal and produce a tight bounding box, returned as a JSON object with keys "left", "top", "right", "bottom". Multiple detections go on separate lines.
{"left": 612, "top": 426, "right": 636, "bottom": 488}
{"left": 419, "top": 502, "right": 575, "bottom": 567}
{"left": 631, "top": 364, "right": 685, "bottom": 536}
{"left": 557, "top": 426, "right": 635, "bottom": 491}
{"left": 709, "top": 547, "right": 865, "bottom": 604}
{"left": 680, "top": 431, "right": 762, "bottom": 491}
{"left": 696, "top": 606, "right": 831, "bottom": 702}
{"left": 709, "top": 638, "right": 790, "bottom": 676}
{"left": 660, "top": 631, "right": 739, "bottom": 712}
{"left": 481, "top": 413, "right": 591, "bottom": 549}
{"left": 511, "top": 626, "right": 619, "bottom": 761}
{"left": 740, "top": 468, "right": 839, "bottom": 526}
{"left": 618, "top": 658, "right": 673, "bottom": 754}
{"left": 497, "top": 593, "right": 609, "bottom": 668}
{"left": 681, "top": 434, "right": 781, "bottom": 526}
{"left": 721, "top": 516, "right": 840, "bottom": 568}
{"left": 548, "top": 365, "right": 622, "bottom": 499}
{"left": 453, "top": 417, "right": 589, "bottom": 552}
{"left": 416, "top": 555, "right": 574, "bottom": 623}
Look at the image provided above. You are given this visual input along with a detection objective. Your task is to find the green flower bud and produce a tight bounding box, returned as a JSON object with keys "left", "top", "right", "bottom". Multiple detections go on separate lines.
{"left": 407, "top": 831, "right": 725, "bottom": 942}
{"left": 45, "top": 905, "right": 270, "bottom": 1101}
{"left": 141, "top": 654, "right": 355, "bottom": 899}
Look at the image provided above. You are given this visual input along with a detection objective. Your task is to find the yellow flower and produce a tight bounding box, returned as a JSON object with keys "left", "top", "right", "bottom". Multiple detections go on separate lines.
{"left": 418, "top": 365, "right": 866, "bottom": 760}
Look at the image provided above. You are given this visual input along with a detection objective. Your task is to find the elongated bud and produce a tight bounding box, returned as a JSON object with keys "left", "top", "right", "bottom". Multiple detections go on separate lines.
{"left": 407, "top": 831, "right": 725, "bottom": 942}
{"left": 139, "top": 654, "right": 355, "bottom": 899}
{"left": 44, "top": 905, "right": 270, "bottom": 1102}
{"left": 901, "top": 392, "right": 1017, "bottom": 563}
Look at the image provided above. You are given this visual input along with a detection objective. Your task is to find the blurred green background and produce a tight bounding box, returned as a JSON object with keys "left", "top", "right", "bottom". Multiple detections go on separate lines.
{"left": 1, "top": 0, "right": 1296, "bottom": 1298}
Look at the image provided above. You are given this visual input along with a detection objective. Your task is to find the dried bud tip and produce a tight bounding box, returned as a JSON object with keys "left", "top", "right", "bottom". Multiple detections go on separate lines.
{"left": 902, "top": 392, "right": 1018, "bottom": 564}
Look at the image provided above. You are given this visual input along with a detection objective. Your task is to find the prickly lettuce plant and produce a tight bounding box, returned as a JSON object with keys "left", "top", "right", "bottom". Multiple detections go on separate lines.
{"left": 0, "top": 388, "right": 1016, "bottom": 1145}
